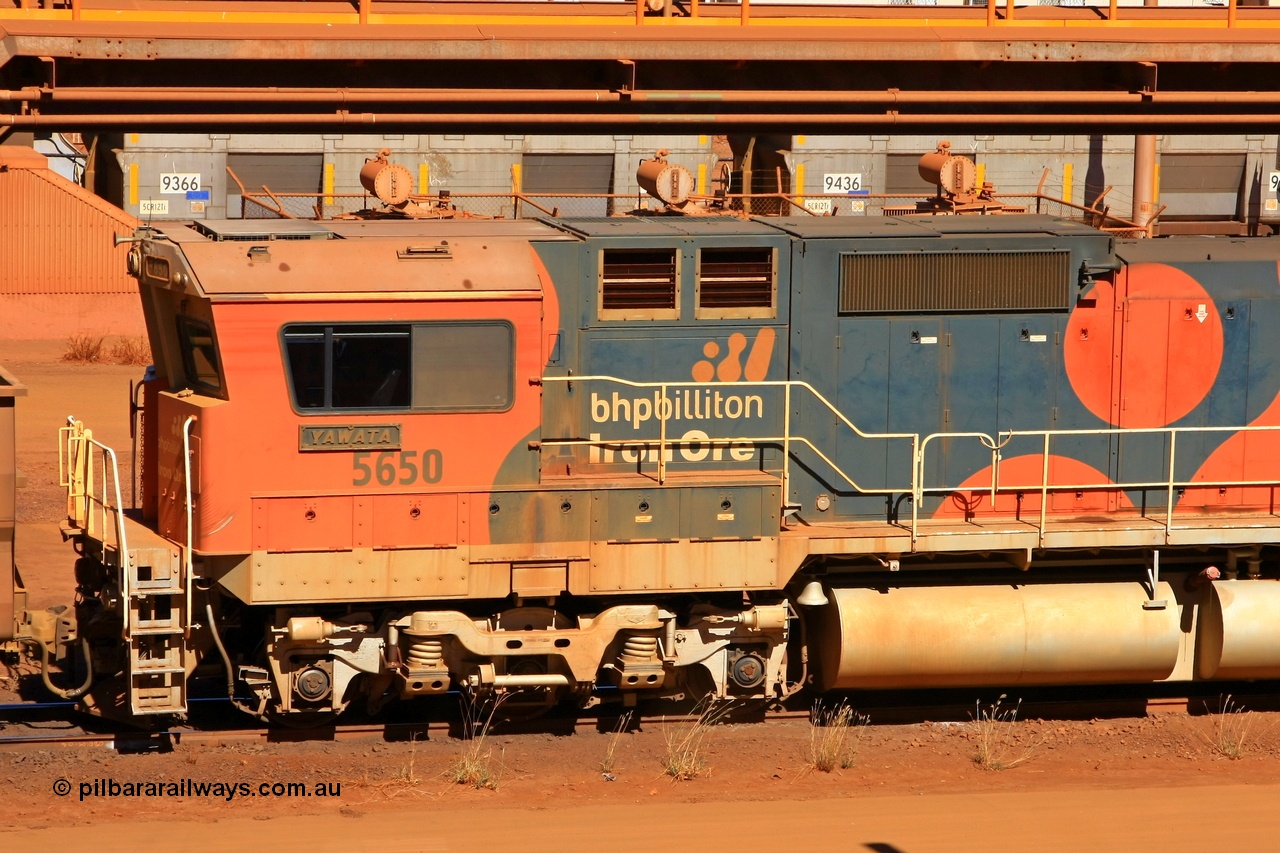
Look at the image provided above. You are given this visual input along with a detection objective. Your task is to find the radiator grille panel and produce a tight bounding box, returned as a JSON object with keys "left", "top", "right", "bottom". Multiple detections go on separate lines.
{"left": 601, "top": 249, "right": 677, "bottom": 310}
{"left": 839, "top": 251, "right": 1071, "bottom": 313}
{"left": 699, "top": 248, "right": 774, "bottom": 309}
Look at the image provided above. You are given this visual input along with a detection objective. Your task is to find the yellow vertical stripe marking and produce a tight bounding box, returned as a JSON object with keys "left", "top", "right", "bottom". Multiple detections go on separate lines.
{"left": 323, "top": 162, "right": 334, "bottom": 207}
{"left": 698, "top": 135, "right": 707, "bottom": 146}
{"left": 511, "top": 162, "right": 522, "bottom": 193}
{"left": 1153, "top": 163, "right": 1161, "bottom": 205}
{"left": 697, "top": 163, "right": 707, "bottom": 196}
{"left": 795, "top": 162, "right": 805, "bottom": 204}
{"left": 1063, "top": 162, "right": 1073, "bottom": 204}
{"left": 976, "top": 162, "right": 986, "bottom": 188}
{"left": 128, "top": 163, "right": 138, "bottom": 206}
{"left": 129, "top": 133, "right": 139, "bottom": 144}
{"left": 796, "top": 135, "right": 806, "bottom": 146}
{"left": 419, "top": 163, "right": 430, "bottom": 195}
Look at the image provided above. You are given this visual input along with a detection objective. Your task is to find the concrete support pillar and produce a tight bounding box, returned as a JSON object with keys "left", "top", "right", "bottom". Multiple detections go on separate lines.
{"left": 1133, "top": 134, "right": 1157, "bottom": 230}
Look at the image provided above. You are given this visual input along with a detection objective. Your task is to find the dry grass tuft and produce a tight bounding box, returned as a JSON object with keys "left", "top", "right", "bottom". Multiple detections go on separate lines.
{"left": 62, "top": 334, "right": 105, "bottom": 363}
{"left": 356, "top": 736, "right": 435, "bottom": 801}
{"left": 661, "top": 698, "right": 732, "bottom": 781}
{"left": 972, "top": 698, "right": 1040, "bottom": 771}
{"left": 807, "top": 700, "right": 870, "bottom": 773}
{"left": 1206, "top": 695, "right": 1257, "bottom": 760}
{"left": 600, "top": 711, "right": 633, "bottom": 776}
{"left": 394, "top": 735, "right": 425, "bottom": 786}
{"left": 444, "top": 692, "right": 505, "bottom": 789}
{"left": 110, "top": 335, "right": 152, "bottom": 366}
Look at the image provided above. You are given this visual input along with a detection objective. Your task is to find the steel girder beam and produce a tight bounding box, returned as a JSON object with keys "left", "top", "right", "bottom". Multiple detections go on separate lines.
{"left": 3, "top": 16, "right": 1280, "bottom": 133}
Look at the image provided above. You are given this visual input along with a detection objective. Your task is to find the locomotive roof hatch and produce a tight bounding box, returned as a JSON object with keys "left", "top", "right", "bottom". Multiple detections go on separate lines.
{"left": 1116, "top": 235, "right": 1280, "bottom": 264}
{"left": 545, "top": 217, "right": 782, "bottom": 239}
{"left": 143, "top": 218, "right": 570, "bottom": 300}
{"left": 188, "top": 220, "right": 336, "bottom": 242}
{"left": 768, "top": 213, "right": 1106, "bottom": 241}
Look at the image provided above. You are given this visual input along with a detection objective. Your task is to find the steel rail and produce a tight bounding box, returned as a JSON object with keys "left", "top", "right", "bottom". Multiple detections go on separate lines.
{"left": 9, "top": 88, "right": 1280, "bottom": 105}
{"left": 0, "top": 709, "right": 817, "bottom": 748}
{"left": 2, "top": 686, "right": 1275, "bottom": 748}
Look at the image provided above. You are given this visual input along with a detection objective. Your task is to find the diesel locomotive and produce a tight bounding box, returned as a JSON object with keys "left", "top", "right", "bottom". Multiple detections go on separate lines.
{"left": 28, "top": 187, "right": 1280, "bottom": 723}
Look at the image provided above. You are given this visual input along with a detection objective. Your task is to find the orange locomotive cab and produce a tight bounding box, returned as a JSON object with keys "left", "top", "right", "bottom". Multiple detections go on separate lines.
{"left": 112, "top": 218, "right": 627, "bottom": 719}
{"left": 138, "top": 221, "right": 551, "bottom": 573}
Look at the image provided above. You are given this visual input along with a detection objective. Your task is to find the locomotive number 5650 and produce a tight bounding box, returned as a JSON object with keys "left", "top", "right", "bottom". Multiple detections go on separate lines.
{"left": 352, "top": 450, "right": 444, "bottom": 486}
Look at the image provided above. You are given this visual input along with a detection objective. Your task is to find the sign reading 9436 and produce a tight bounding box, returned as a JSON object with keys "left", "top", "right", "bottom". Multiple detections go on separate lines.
{"left": 822, "top": 173, "right": 862, "bottom": 193}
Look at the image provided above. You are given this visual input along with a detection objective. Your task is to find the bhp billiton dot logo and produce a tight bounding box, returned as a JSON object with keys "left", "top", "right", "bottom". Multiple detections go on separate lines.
{"left": 587, "top": 329, "right": 778, "bottom": 464}
{"left": 691, "top": 328, "right": 776, "bottom": 383}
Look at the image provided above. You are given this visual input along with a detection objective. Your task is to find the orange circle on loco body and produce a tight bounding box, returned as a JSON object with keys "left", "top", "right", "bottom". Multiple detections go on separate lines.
{"left": 1064, "top": 263, "right": 1223, "bottom": 428}
{"left": 933, "top": 454, "right": 1133, "bottom": 518}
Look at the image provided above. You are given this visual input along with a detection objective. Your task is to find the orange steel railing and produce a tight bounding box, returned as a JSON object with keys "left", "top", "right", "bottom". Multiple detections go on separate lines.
{"left": 230, "top": 182, "right": 1153, "bottom": 236}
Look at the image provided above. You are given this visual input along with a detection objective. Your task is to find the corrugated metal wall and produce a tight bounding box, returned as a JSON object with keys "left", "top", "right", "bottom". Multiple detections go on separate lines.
{"left": 0, "top": 147, "right": 138, "bottom": 295}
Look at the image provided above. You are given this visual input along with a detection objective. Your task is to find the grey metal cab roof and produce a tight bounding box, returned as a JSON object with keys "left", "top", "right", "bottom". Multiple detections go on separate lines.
{"left": 325, "top": 219, "right": 572, "bottom": 241}
{"left": 1117, "top": 236, "right": 1280, "bottom": 264}
{"left": 154, "top": 218, "right": 571, "bottom": 244}
{"left": 767, "top": 214, "right": 1104, "bottom": 240}
{"left": 548, "top": 216, "right": 785, "bottom": 239}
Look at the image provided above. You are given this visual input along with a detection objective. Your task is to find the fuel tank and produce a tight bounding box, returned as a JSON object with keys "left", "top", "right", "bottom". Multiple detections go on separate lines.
{"left": 1196, "top": 579, "right": 1280, "bottom": 680}
{"left": 813, "top": 582, "right": 1181, "bottom": 691}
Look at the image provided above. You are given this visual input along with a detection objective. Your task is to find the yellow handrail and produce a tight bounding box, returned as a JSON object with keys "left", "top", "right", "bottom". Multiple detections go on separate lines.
{"left": 541, "top": 375, "right": 1280, "bottom": 548}
{"left": 921, "top": 423, "right": 1280, "bottom": 541}
{"left": 59, "top": 419, "right": 132, "bottom": 634}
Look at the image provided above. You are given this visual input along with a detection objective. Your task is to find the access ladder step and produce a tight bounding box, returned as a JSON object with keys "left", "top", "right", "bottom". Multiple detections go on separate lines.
{"left": 129, "top": 673, "right": 187, "bottom": 715}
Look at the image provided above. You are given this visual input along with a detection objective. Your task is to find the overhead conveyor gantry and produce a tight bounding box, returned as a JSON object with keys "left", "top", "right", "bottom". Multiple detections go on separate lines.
{"left": 2, "top": 1, "right": 1280, "bottom": 134}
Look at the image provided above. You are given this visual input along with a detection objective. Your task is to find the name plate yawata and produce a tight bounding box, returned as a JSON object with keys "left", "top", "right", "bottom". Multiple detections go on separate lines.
{"left": 299, "top": 423, "right": 402, "bottom": 452}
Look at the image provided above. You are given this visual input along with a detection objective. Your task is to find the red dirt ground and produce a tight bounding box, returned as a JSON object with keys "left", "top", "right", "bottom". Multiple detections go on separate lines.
{"left": 4, "top": 340, "right": 1280, "bottom": 851}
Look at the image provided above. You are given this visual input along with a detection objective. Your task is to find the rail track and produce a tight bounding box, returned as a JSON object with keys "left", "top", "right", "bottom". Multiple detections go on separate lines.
{"left": 3, "top": 680, "right": 1278, "bottom": 752}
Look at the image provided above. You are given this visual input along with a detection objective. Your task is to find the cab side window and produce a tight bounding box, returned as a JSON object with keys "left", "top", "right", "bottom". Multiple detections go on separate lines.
{"left": 176, "top": 316, "right": 224, "bottom": 393}
{"left": 283, "top": 322, "right": 512, "bottom": 413}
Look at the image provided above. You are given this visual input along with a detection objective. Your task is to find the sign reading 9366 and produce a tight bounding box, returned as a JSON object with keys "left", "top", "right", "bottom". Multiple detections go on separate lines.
{"left": 160, "top": 173, "right": 202, "bottom": 194}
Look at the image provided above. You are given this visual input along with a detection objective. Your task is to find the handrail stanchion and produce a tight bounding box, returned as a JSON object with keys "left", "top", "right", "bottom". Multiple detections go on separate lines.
{"left": 103, "top": 446, "right": 131, "bottom": 636}
{"left": 990, "top": 444, "right": 1000, "bottom": 503}
{"left": 910, "top": 436, "right": 920, "bottom": 546}
{"left": 1166, "top": 431, "right": 1178, "bottom": 539}
{"left": 1039, "top": 433, "right": 1050, "bottom": 543}
{"left": 657, "top": 384, "right": 667, "bottom": 485}
{"left": 783, "top": 383, "right": 792, "bottom": 509}
{"left": 183, "top": 416, "right": 198, "bottom": 637}
{"left": 86, "top": 430, "right": 96, "bottom": 540}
